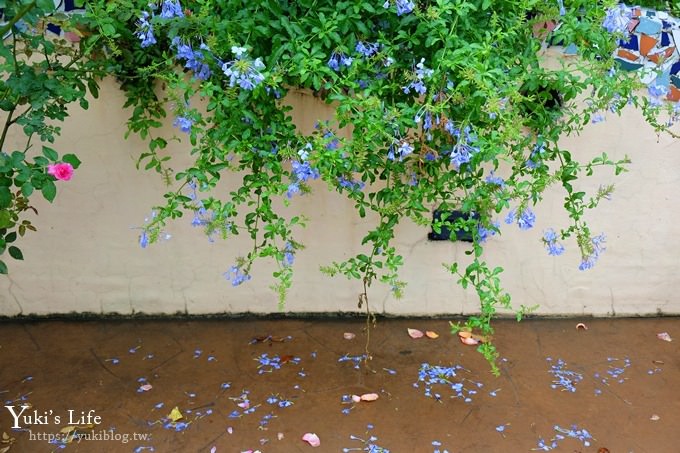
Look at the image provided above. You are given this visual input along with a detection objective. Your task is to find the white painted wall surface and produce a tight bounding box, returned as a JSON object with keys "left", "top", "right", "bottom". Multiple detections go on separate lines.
{"left": 1, "top": 66, "right": 679, "bottom": 317}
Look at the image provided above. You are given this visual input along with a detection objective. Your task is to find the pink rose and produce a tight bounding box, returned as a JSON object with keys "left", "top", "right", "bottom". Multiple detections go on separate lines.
{"left": 47, "top": 163, "right": 74, "bottom": 181}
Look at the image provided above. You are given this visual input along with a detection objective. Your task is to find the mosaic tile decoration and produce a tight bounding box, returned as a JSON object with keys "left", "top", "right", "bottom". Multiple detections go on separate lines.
{"left": 613, "top": 6, "right": 680, "bottom": 101}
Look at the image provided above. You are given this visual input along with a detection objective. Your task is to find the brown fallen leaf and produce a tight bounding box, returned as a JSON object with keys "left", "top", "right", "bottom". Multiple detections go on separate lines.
{"left": 425, "top": 331, "right": 439, "bottom": 339}
{"left": 407, "top": 328, "right": 424, "bottom": 339}
{"left": 597, "top": 448, "right": 610, "bottom": 453}
{"left": 280, "top": 354, "right": 295, "bottom": 364}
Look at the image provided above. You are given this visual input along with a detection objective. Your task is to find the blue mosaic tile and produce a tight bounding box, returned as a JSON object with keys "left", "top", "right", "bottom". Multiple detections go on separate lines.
{"left": 637, "top": 17, "right": 663, "bottom": 35}
{"left": 619, "top": 35, "right": 639, "bottom": 51}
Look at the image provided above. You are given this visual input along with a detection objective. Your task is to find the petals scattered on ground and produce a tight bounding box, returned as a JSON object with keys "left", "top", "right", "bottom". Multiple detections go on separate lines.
{"left": 425, "top": 331, "right": 439, "bottom": 339}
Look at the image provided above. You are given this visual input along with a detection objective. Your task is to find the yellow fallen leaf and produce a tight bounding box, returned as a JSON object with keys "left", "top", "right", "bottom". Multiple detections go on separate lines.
{"left": 168, "top": 406, "right": 184, "bottom": 422}
{"left": 425, "top": 331, "right": 439, "bottom": 339}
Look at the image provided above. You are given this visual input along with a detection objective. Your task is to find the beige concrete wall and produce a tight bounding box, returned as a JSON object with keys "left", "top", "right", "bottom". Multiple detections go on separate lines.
{"left": 1, "top": 72, "right": 679, "bottom": 317}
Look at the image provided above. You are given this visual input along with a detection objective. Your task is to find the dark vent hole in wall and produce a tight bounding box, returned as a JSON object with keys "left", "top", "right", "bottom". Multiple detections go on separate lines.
{"left": 428, "top": 210, "right": 479, "bottom": 243}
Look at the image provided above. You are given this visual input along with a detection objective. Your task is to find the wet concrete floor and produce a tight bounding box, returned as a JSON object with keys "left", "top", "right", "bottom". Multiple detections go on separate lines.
{"left": 0, "top": 317, "right": 678, "bottom": 452}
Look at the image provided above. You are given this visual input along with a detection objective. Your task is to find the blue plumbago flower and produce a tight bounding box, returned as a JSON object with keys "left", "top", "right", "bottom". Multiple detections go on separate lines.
{"left": 222, "top": 46, "right": 265, "bottom": 90}
{"left": 338, "top": 176, "right": 365, "bottom": 191}
{"left": 286, "top": 182, "right": 300, "bottom": 199}
{"left": 526, "top": 141, "right": 545, "bottom": 169}
{"left": 403, "top": 58, "right": 433, "bottom": 95}
{"left": 135, "top": 11, "right": 156, "bottom": 48}
{"left": 338, "top": 353, "right": 368, "bottom": 369}
{"left": 298, "top": 143, "right": 312, "bottom": 161}
{"left": 485, "top": 171, "right": 505, "bottom": 187}
{"left": 172, "top": 39, "right": 211, "bottom": 80}
{"left": 579, "top": 233, "right": 606, "bottom": 270}
{"left": 396, "top": 0, "right": 415, "bottom": 15}
{"left": 506, "top": 207, "right": 535, "bottom": 230}
{"left": 223, "top": 265, "right": 251, "bottom": 286}
{"left": 159, "top": 0, "right": 183, "bottom": 18}
{"left": 477, "top": 221, "right": 499, "bottom": 243}
{"left": 328, "top": 52, "right": 353, "bottom": 71}
{"left": 449, "top": 142, "right": 477, "bottom": 169}
{"left": 648, "top": 83, "right": 668, "bottom": 107}
{"left": 355, "top": 41, "right": 379, "bottom": 58}
{"left": 173, "top": 115, "right": 193, "bottom": 133}
{"left": 543, "top": 228, "right": 565, "bottom": 256}
{"left": 387, "top": 141, "right": 414, "bottom": 161}
{"left": 557, "top": 0, "right": 565, "bottom": 16}
{"left": 292, "top": 160, "right": 320, "bottom": 182}
{"left": 324, "top": 131, "right": 340, "bottom": 150}
{"left": 602, "top": 4, "right": 631, "bottom": 34}
{"left": 283, "top": 242, "right": 295, "bottom": 266}
{"left": 139, "top": 231, "right": 149, "bottom": 248}
{"left": 591, "top": 112, "right": 605, "bottom": 124}
{"left": 517, "top": 208, "right": 536, "bottom": 230}
{"left": 415, "top": 363, "right": 481, "bottom": 403}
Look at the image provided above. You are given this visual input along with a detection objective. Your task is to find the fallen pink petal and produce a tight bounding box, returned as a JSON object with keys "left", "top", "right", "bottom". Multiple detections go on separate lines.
{"left": 407, "top": 328, "right": 424, "bottom": 339}
{"left": 343, "top": 332, "right": 356, "bottom": 340}
{"left": 657, "top": 332, "right": 672, "bottom": 342}
{"left": 460, "top": 336, "right": 479, "bottom": 346}
{"left": 351, "top": 394, "right": 361, "bottom": 403}
{"left": 302, "top": 432, "right": 321, "bottom": 447}
{"left": 425, "top": 330, "right": 439, "bottom": 339}
{"left": 360, "top": 393, "right": 379, "bottom": 401}
{"left": 576, "top": 323, "right": 588, "bottom": 330}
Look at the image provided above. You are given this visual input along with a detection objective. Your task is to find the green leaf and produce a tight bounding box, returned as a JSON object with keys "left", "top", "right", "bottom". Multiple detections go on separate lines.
{"left": 42, "top": 146, "right": 58, "bottom": 161}
{"left": 101, "top": 23, "right": 116, "bottom": 36}
{"left": 8, "top": 246, "right": 23, "bottom": 260}
{"left": 0, "top": 187, "right": 11, "bottom": 209}
{"left": 62, "top": 154, "right": 82, "bottom": 169}
{"left": 42, "top": 180, "right": 57, "bottom": 203}
{"left": 0, "top": 260, "right": 7, "bottom": 275}
{"left": 5, "top": 232, "right": 16, "bottom": 243}
{"left": 0, "top": 211, "right": 12, "bottom": 228}
{"left": 21, "top": 183, "right": 33, "bottom": 197}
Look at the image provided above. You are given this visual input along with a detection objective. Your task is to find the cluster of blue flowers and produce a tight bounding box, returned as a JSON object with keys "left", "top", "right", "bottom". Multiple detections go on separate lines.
{"left": 546, "top": 357, "right": 583, "bottom": 392}
{"left": 173, "top": 114, "right": 193, "bottom": 133}
{"left": 403, "top": 58, "right": 433, "bottom": 95}
{"left": 542, "top": 229, "right": 565, "bottom": 256}
{"left": 282, "top": 242, "right": 295, "bottom": 267}
{"left": 383, "top": 0, "right": 415, "bottom": 16}
{"left": 172, "top": 38, "right": 212, "bottom": 81}
{"left": 579, "top": 233, "right": 606, "bottom": 270}
{"left": 387, "top": 141, "right": 414, "bottom": 161}
{"left": 222, "top": 46, "right": 266, "bottom": 90}
{"left": 356, "top": 41, "right": 380, "bottom": 58}
{"left": 505, "top": 207, "right": 536, "bottom": 230}
{"left": 223, "top": 265, "right": 251, "bottom": 286}
{"left": 413, "top": 363, "right": 482, "bottom": 403}
{"left": 445, "top": 123, "right": 479, "bottom": 169}
{"left": 328, "top": 52, "right": 353, "bottom": 71}
{"left": 135, "top": 12, "right": 156, "bottom": 48}
{"left": 287, "top": 144, "right": 320, "bottom": 198}
{"left": 338, "top": 176, "right": 365, "bottom": 192}
{"left": 526, "top": 142, "right": 545, "bottom": 169}
{"left": 477, "top": 221, "right": 499, "bottom": 243}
